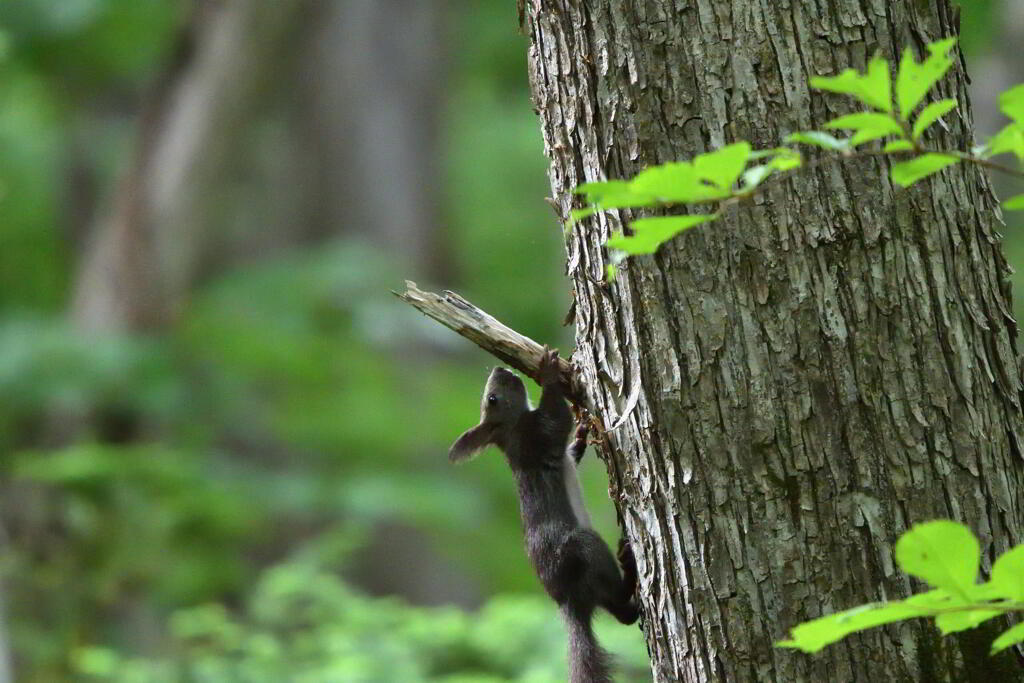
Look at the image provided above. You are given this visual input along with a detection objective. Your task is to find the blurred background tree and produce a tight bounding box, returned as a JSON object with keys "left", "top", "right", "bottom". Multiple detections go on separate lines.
{"left": 0, "top": 1, "right": 1017, "bottom": 681}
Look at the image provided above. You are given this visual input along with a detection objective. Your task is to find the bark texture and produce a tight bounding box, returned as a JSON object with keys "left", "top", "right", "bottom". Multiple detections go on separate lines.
{"left": 523, "top": 1, "right": 1024, "bottom": 681}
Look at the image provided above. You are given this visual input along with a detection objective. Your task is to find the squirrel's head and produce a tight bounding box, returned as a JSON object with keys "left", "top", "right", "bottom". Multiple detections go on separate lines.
{"left": 448, "top": 367, "right": 530, "bottom": 463}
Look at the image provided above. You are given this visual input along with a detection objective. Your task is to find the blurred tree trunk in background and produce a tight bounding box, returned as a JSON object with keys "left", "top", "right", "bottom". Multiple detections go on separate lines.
{"left": 71, "top": 0, "right": 308, "bottom": 333}
{"left": 66, "top": 0, "right": 461, "bottom": 608}
{"left": 523, "top": 1, "right": 1024, "bottom": 681}
{"left": 72, "top": 0, "right": 451, "bottom": 335}
{"left": 969, "top": 1, "right": 1024, "bottom": 209}
{"left": 0, "top": 580, "right": 10, "bottom": 683}
{"left": 288, "top": 0, "right": 471, "bottom": 607}
{"left": 969, "top": 2, "right": 1024, "bottom": 140}
{"left": 293, "top": 0, "right": 451, "bottom": 280}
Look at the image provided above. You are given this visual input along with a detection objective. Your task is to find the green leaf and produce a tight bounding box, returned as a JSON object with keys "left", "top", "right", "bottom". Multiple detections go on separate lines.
{"left": 749, "top": 147, "right": 788, "bottom": 160}
{"left": 786, "top": 131, "right": 850, "bottom": 151}
{"left": 777, "top": 601, "right": 923, "bottom": 653}
{"left": 568, "top": 207, "right": 597, "bottom": 225}
{"left": 865, "top": 56, "right": 894, "bottom": 114}
{"left": 810, "top": 54, "right": 892, "bottom": 113}
{"left": 1000, "top": 83, "right": 1024, "bottom": 124}
{"left": 903, "top": 586, "right": 1003, "bottom": 634}
{"left": 605, "top": 214, "right": 716, "bottom": 255}
{"left": 824, "top": 112, "right": 903, "bottom": 146}
{"left": 983, "top": 123, "right": 1024, "bottom": 161}
{"left": 575, "top": 180, "right": 656, "bottom": 210}
{"left": 912, "top": 99, "right": 957, "bottom": 140}
{"left": 738, "top": 149, "right": 799, "bottom": 191}
{"left": 894, "top": 521, "right": 979, "bottom": 595}
{"left": 934, "top": 607, "right": 1002, "bottom": 635}
{"left": 884, "top": 140, "right": 914, "bottom": 153}
{"left": 990, "top": 544, "right": 1024, "bottom": 599}
{"left": 896, "top": 38, "right": 957, "bottom": 120}
{"left": 890, "top": 154, "right": 958, "bottom": 188}
{"left": 741, "top": 165, "right": 772, "bottom": 191}
{"left": 992, "top": 622, "right": 1024, "bottom": 654}
{"left": 575, "top": 180, "right": 629, "bottom": 196}
{"left": 903, "top": 588, "right": 954, "bottom": 607}
{"left": 768, "top": 149, "right": 802, "bottom": 171}
{"left": 1003, "top": 194, "right": 1024, "bottom": 211}
{"left": 630, "top": 163, "right": 730, "bottom": 203}
{"left": 692, "top": 142, "right": 752, "bottom": 190}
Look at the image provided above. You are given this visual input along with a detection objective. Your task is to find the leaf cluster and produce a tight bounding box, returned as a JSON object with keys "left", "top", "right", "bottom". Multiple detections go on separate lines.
{"left": 777, "top": 521, "right": 1024, "bottom": 655}
{"left": 572, "top": 39, "right": 1024, "bottom": 270}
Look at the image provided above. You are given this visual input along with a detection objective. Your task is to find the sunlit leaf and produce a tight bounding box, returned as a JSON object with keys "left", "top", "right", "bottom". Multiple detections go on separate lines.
{"left": 741, "top": 165, "right": 772, "bottom": 191}
{"left": 767, "top": 148, "right": 802, "bottom": 171}
{"left": 630, "top": 163, "right": 730, "bottom": 203}
{"left": 824, "top": 112, "right": 903, "bottom": 146}
{"left": 884, "top": 140, "right": 914, "bottom": 153}
{"left": 912, "top": 99, "right": 957, "bottom": 140}
{"left": 606, "top": 214, "right": 717, "bottom": 255}
{"left": 1000, "top": 83, "right": 1024, "bottom": 124}
{"left": 896, "top": 38, "right": 957, "bottom": 120}
{"left": 568, "top": 207, "right": 597, "bottom": 225}
{"left": 1003, "top": 194, "right": 1024, "bottom": 211}
{"left": 693, "top": 142, "right": 752, "bottom": 190}
{"left": 890, "top": 154, "right": 958, "bottom": 188}
{"left": 749, "top": 147, "right": 787, "bottom": 160}
{"left": 777, "top": 601, "right": 923, "bottom": 653}
{"left": 810, "top": 55, "right": 892, "bottom": 113}
{"left": 935, "top": 606, "right": 1002, "bottom": 635}
{"left": 990, "top": 544, "right": 1024, "bottom": 599}
{"left": 864, "top": 56, "right": 894, "bottom": 113}
{"left": 575, "top": 180, "right": 629, "bottom": 196}
{"left": 983, "top": 123, "right": 1024, "bottom": 161}
{"left": 738, "top": 148, "right": 799, "bottom": 191}
{"left": 894, "top": 521, "right": 979, "bottom": 594}
{"left": 574, "top": 180, "right": 656, "bottom": 210}
{"left": 786, "top": 131, "right": 850, "bottom": 151}
{"left": 992, "top": 622, "right": 1024, "bottom": 654}
{"left": 903, "top": 588, "right": 954, "bottom": 607}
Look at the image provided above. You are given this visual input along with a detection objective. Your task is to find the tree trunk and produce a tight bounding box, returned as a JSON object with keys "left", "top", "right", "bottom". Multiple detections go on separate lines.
{"left": 0, "top": 580, "right": 10, "bottom": 683}
{"left": 293, "top": 0, "right": 450, "bottom": 280}
{"left": 71, "top": 0, "right": 308, "bottom": 333}
{"left": 523, "top": 2, "right": 1024, "bottom": 681}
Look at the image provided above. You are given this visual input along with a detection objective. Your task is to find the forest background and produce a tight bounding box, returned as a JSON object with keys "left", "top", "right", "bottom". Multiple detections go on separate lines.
{"left": 0, "top": 1, "right": 1019, "bottom": 681}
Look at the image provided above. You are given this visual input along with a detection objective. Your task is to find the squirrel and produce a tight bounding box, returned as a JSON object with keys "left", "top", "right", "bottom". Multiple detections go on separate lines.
{"left": 449, "top": 347, "right": 639, "bottom": 683}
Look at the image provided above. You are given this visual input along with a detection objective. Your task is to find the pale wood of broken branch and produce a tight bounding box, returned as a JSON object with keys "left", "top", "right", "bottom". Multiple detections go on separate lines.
{"left": 394, "top": 281, "right": 586, "bottom": 406}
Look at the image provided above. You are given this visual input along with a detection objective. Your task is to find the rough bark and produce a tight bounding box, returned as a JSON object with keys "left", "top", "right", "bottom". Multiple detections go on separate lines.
{"left": 523, "top": 1, "right": 1024, "bottom": 681}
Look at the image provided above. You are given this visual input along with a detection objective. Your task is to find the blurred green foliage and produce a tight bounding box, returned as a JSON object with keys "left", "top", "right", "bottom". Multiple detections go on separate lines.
{"left": 0, "top": 1, "right": 636, "bottom": 680}
{"left": 67, "top": 541, "right": 650, "bottom": 682}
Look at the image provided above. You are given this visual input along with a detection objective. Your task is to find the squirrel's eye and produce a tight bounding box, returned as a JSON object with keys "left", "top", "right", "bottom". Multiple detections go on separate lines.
{"left": 487, "top": 394, "right": 498, "bottom": 405}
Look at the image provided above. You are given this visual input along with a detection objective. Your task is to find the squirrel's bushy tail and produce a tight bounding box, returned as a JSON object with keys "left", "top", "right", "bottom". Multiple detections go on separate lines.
{"left": 563, "top": 603, "right": 612, "bottom": 683}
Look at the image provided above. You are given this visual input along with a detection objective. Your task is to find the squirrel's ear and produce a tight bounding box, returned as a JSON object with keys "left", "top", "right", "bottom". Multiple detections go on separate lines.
{"left": 449, "top": 423, "right": 497, "bottom": 463}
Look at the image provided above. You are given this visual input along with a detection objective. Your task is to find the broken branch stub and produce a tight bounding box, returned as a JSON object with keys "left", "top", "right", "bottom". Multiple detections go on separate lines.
{"left": 394, "top": 281, "right": 585, "bottom": 406}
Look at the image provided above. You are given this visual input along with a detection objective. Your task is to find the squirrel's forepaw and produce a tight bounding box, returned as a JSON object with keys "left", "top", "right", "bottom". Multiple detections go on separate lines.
{"left": 574, "top": 423, "right": 589, "bottom": 444}
{"left": 617, "top": 537, "right": 638, "bottom": 589}
{"left": 538, "top": 346, "right": 561, "bottom": 385}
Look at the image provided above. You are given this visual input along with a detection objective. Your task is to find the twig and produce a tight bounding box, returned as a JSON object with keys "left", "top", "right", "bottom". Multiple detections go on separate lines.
{"left": 394, "top": 281, "right": 587, "bottom": 406}
{"left": 937, "top": 150, "right": 1024, "bottom": 180}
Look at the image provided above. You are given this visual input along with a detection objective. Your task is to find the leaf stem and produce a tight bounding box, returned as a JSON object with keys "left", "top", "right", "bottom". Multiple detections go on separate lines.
{"left": 931, "top": 149, "right": 1024, "bottom": 180}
